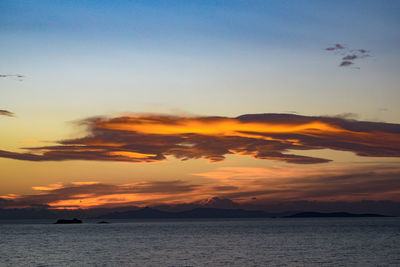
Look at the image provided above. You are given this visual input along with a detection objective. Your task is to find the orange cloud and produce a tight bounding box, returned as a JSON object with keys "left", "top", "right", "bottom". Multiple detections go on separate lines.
{"left": 0, "top": 180, "right": 201, "bottom": 209}
{"left": 32, "top": 183, "right": 63, "bottom": 191}
{"left": 96, "top": 116, "right": 343, "bottom": 136}
{"left": 194, "top": 164, "right": 400, "bottom": 202}
{"left": 1, "top": 113, "right": 400, "bottom": 164}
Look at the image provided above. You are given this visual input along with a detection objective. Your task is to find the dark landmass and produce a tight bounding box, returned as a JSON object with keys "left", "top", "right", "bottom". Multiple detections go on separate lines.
{"left": 97, "top": 208, "right": 390, "bottom": 219}
{"left": 0, "top": 208, "right": 58, "bottom": 219}
{"left": 96, "top": 207, "right": 280, "bottom": 219}
{"left": 55, "top": 218, "right": 82, "bottom": 224}
{"left": 1, "top": 200, "right": 398, "bottom": 220}
{"left": 178, "top": 208, "right": 273, "bottom": 218}
{"left": 0, "top": 206, "right": 141, "bottom": 220}
{"left": 97, "top": 207, "right": 174, "bottom": 219}
{"left": 97, "top": 221, "right": 110, "bottom": 224}
{"left": 286, "top": 212, "right": 388, "bottom": 218}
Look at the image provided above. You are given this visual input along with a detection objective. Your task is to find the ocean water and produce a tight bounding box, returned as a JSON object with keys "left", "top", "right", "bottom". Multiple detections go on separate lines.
{"left": 0, "top": 218, "right": 399, "bottom": 266}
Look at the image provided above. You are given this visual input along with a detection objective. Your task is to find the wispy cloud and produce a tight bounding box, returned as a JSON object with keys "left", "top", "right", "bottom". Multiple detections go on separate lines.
{"left": 325, "top": 44, "right": 345, "bottom": 51}
{"left": 1, "top": 113, "right": 400, "bottom": 164}
{"left": 0, "top": 180, "right": 200, "bottom": 209}
{"left": 194, "top": 164, "right": 400, "bottom": 202}
{"left": 1, "top": 164, "right": 399, "bottom": 209}
{"left": 0, "top": 74, "right": 25, "bottom": 81}
{"left": 0, "top": 110, "right": 14, "bottom": 117}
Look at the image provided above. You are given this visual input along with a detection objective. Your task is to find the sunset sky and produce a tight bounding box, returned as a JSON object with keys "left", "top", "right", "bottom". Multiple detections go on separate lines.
{"left": 1, "top": 1, "right": 400, "bottom": 211}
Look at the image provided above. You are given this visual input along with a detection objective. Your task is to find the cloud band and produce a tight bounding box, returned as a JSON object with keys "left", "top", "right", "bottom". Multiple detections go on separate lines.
{"left": 1, "top": 113, "right": 400, "bottom": 164}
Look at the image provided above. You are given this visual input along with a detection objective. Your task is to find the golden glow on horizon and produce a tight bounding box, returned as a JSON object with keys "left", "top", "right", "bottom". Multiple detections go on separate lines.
{"left": 49, "top": 193, "right": 173, "bottom": 209}
{"left": 0, "top": 194, "right": 19, "bottom": 200}
{"left": 2, "top": 161, "right": 397, "bottom": 209}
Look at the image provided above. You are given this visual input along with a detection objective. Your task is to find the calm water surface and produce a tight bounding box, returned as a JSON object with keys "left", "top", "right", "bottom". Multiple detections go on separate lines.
{"left": 1, "top": 218, "right": 399, "bottom": 266}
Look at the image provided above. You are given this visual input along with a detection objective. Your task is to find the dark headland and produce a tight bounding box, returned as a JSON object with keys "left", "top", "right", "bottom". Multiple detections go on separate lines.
{"left": 96, "top": 207, "right": 274, "bottom": 219}
{"left": 95, "top": 208, "right": 389, "bottom": 219}
{"left": 285, "top": 212, "right": 389, "bottom": 218}
{"left": 0, "top": 207, "right": 392, "bottom": 220}
{"left": 55, "top": 218, "right": 82, "bottom": 224}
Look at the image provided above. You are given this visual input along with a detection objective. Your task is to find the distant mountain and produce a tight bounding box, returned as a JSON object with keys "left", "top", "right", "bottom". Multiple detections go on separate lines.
{"left": 177, "top": 208, "right": 272, "bottom": 218}
{"left": 0, "top": 208, "right": 58, "bottom": 219}
{"left": 95, "top": 207, "right": 173, "bottom": 219}
{"left": 96, "top": 207, "right": 276, "bottom": 219}
{"left": 199, "top": 197, "right": 240, "bottom": 209}
{"left": 286, "top": 212, "right": 388, "bottom": 218}
{"left": 0, "top": 206, "right": 142, "bottom": 220}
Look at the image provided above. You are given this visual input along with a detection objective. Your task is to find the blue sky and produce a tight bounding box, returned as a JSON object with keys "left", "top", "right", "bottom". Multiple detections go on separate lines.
{"left": 1, "top": 0, "right": 399, "bottom": 119}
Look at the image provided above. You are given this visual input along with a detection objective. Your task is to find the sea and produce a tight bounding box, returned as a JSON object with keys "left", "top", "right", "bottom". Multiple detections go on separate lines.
{"left": 0, "top": 217, "right": 399, "bottom": 266}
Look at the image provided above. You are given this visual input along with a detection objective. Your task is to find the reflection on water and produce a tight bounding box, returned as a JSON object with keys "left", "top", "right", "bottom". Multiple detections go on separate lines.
{"left": 1, "top": 218, "right": 399, "bottom": 266}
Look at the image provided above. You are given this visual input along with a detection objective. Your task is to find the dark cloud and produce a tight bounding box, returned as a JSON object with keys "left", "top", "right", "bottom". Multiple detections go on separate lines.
{"left": 0, "top": 110, "right": 14, "bottom": 117}
{"left": 1, "top": 113, "right": 400, "bottom": 164}
{"left": 1, "top": 164, "right": 399, "bottom": 211}
{"left": 342, "top": 54, "right": 358, "bottom": 60}
{"left": 325, "top": 44, "right": 370, "bottom": 68}
{"left": 201, "top": 164, "right": 400, "bottom": 203}
{"left": 339, "top": 61, "right": 354, "bottom": 67}
{"left": 286, "top": 168, "right": 400, "bottom": 200}
{"left": 325, "top": 43, "right": 345, "bottom": 51}
{"left": 212, "top": 186, "right": 239, "bottom": 191}
{"left": 0, "top": 180, "right": 199, "bottom": 209}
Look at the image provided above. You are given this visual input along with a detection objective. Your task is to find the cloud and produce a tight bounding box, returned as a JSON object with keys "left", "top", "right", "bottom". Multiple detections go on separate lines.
{"left": 339, "top": 61, "right": 354, "bottom": 67}
{"left": 0, "top": 74, "right": 24, "bottom": 81}
{"left": 342, "top": 55, "right": 358, "bottom": 60}
{"left": 2, "top": 163, "right": 399, "bottom": 210}
{"left": 331, "top": 112, "right": 359, "bottom": 120}
{"left": 325, "top": 44, "right": 370, "bottom": 68}
{"left": 1, "top": 113, "right": 400, "bottom": 164}
{"left": 194, "top": 164, "right": 400, "bottom": 202}
{"left": 1, "top": 180, "right": 200, "bottom": 209}
{"left": 0, "top": 110, "right": 14, "bottom": 117}
{"left": 211, "top": 186, "right": 239, "bottom": 191}
{"left": 198, "top": 197, "right": 240, "bottom": 209}
{"left": 0, "top": 74, "right": 24, "bottom": 78}
{"left": 325, "top": 44, "right": 345, "bottom": 51}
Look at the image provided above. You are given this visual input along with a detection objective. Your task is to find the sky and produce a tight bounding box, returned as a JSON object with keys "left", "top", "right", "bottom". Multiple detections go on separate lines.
{"left": 1, "top": 1, "right": 400, "bottom": 212}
